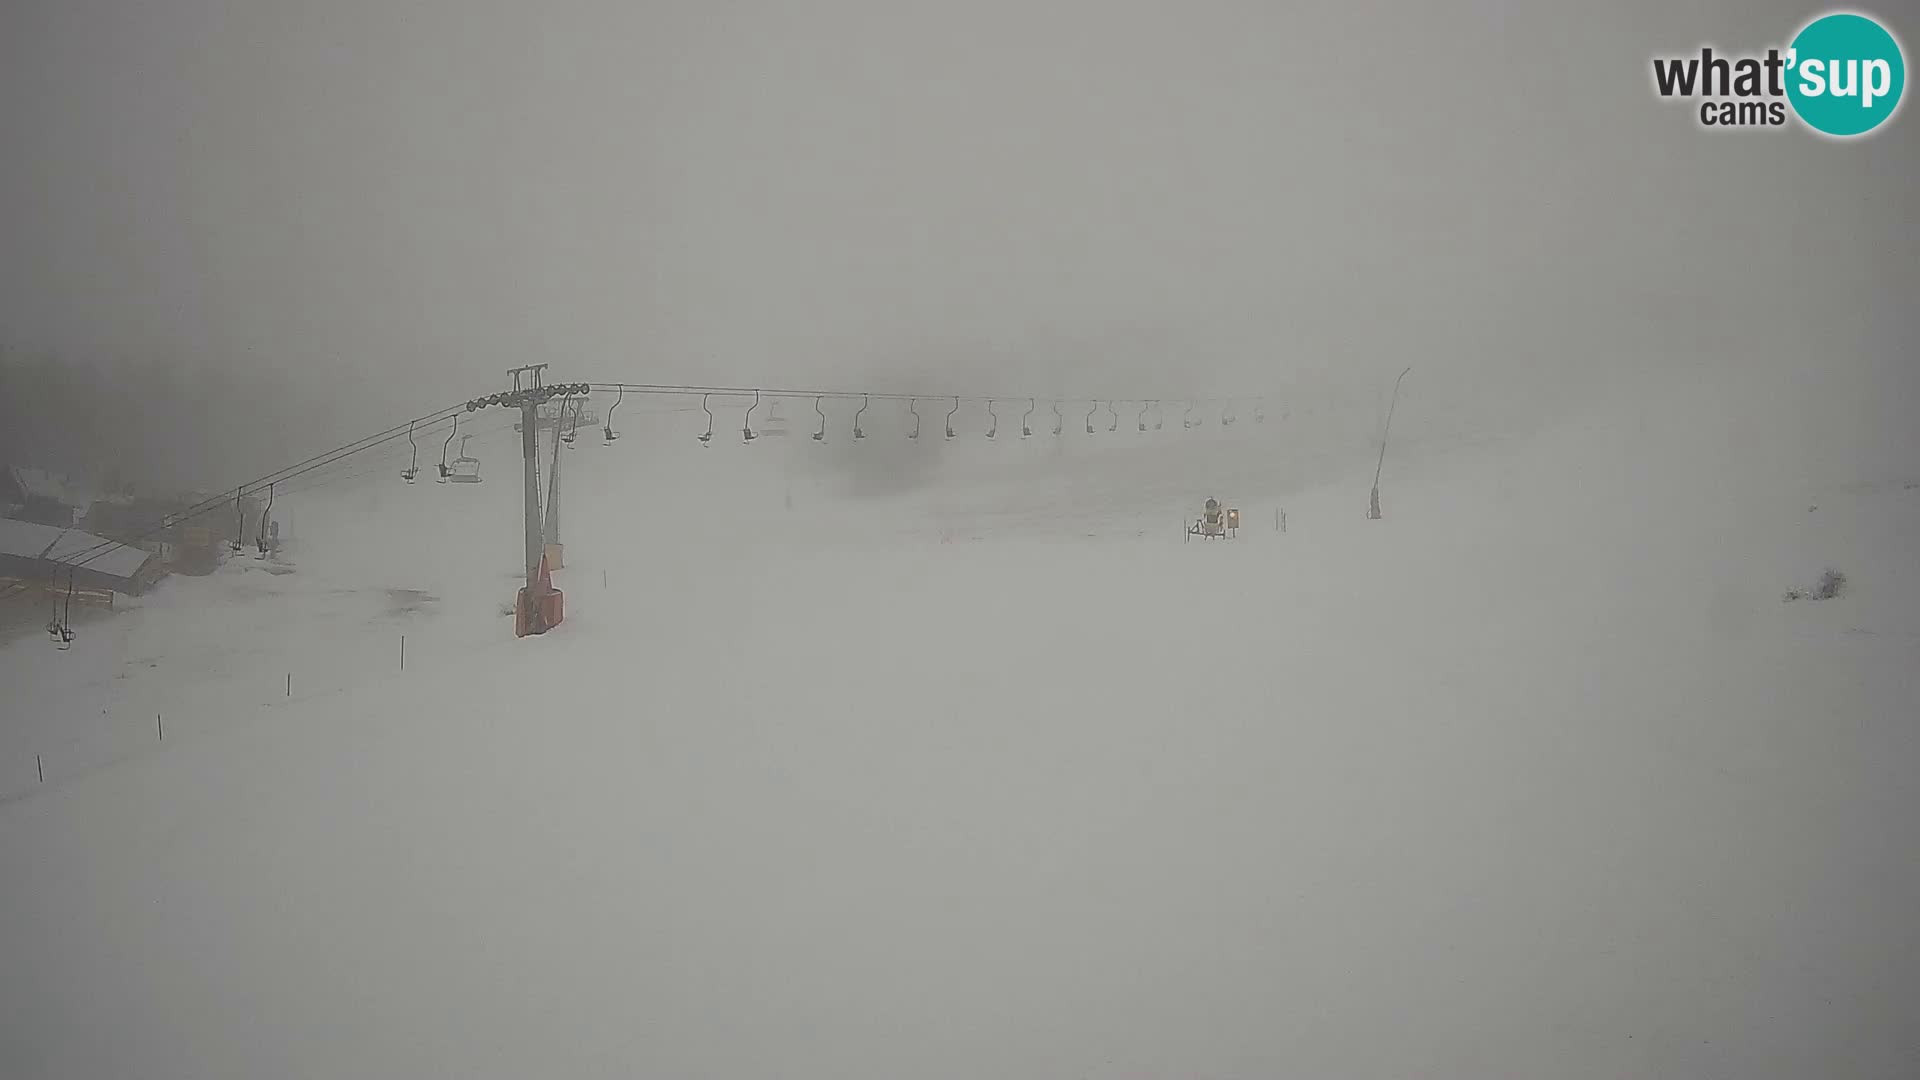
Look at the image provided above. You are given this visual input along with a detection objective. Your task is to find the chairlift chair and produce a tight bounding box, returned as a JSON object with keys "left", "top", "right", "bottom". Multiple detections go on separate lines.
{"left": 229, "top": 490, "right": 246, "bottom": 552}
{"left": 401, "top": 420, "right": 420, "bottom": 482}
{"left": 49, "top": 569, "right": 76, "bottom": 648}
{"left": 762, "top": 396, "right": 790, "bottom": 437}
{"left": 256, "top": 484, "right": 275, "bottom": 557}
{"left": 438, "top": 415, "right": 461, "bottom": 481}
{"left": 448, "top": 435, "right": 483, "bottom": 483}
{"left": 48, "top": 575, "right": 77, "bottom": 647}
{"left": 603, "top": 385, "right": 623, "bottom": 443}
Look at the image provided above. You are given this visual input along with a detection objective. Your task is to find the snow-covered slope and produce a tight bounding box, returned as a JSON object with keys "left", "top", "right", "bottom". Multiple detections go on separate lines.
{"left": 2, "top": 367, "right": 1916, "bottom": 1079}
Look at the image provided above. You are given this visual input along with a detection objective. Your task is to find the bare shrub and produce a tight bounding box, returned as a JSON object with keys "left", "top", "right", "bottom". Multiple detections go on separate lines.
{"left": 1784, "top": 567, "right": 1846, "bottom": 602}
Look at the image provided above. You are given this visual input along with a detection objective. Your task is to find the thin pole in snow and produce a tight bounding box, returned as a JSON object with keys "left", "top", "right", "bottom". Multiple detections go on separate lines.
{"left": 1369, "top": 366, "right": 1412, "bottom": 520}
{"left": 602, "top": 569, "right": 607, "bottom": 589}
{"left": 286, "top": 673, "right": 291, "bottom": 697}
{"left": 37, "top": 755, "right": 43, "bottom": 783}
{"left": 400, "top": 635, "right": 406, "bottom": 671}
{"left": 158, "top": 713, "right": 163, "bottom": 741}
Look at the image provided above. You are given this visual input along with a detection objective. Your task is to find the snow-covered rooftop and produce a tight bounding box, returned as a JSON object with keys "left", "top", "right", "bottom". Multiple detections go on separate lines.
{"left": 40, "top": 529, "right": 153, "bottom": 579}
{"left": 0, "top": 515, "right": 153, "bottom": 579}
{"left": 0, "top": 515, "right": 65, "bottom": 559}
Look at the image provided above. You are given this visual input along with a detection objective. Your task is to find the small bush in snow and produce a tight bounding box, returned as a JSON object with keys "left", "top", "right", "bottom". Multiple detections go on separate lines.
{"left": 1784, "top": 567, "right": 1847, "bottom": 602}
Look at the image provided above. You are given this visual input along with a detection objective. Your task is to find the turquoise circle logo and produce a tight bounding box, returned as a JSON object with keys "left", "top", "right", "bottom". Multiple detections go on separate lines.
{"left": 1786, "top": 12, "right": 1906, "bottom": 136}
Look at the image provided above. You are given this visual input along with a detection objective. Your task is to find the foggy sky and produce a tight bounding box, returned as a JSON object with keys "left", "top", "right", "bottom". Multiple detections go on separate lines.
{"left": 1, "top": 1, "right": 1914, "bottom": 437}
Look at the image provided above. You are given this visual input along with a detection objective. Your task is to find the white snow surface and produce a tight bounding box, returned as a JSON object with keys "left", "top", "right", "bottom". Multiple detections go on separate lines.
{"left": 2, "top": 368, "right": 1917, "bottom": 1078}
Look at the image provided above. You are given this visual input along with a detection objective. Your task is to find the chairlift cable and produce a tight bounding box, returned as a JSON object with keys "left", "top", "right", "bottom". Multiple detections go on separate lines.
{"left": 52, "top": 400, "right": 471, "bottom": 572}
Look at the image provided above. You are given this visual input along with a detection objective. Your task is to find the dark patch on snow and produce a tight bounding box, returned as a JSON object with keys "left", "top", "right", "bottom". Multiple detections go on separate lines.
{"left": 385, "top": 588, "right": 439, "bottom": 617}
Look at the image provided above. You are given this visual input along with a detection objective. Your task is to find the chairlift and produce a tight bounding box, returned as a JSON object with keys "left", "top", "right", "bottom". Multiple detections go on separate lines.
{"left": 1137, "top": 402, "right": 1150, "bottom": 432}
{"left": 438, "top": 415, "right": 461, "bottom": 481}
{"left": 986, "top": 400, "right": 998, "bottom": 440}
{"left": 945, "top": 396, "right": 959, "bottom": 440}
{"left": 448, "top": 435, "right": 483, "bottom": 483}
{"left": 229, "top": 490, "right": 246, "bottom": 553}
{"left": 1254, "top": 398, "right": 1266, "bottom": 424}
{"left": 1085, "top": 400, "right": 1098, "bottom": 435}
{"left": 742, "top": 390, "right": 759, "bottom": 442}
{"left": 1021, "top": 398, "right": 1035, "bottom": 438}
{"left": 698, "top": 394, "right": 715, "bottom": 445}
{"left": 907, "top": 398, "right": 921, "bottom": 440}
{"left": 561, "top": 395, "right": 583, "bottom": 448}
{"left": 1222, "top": 403, "right": 1236, "bottom": 426}
{"left": 853, "top": 394, "right": 868, "bottom": 440}
{"left": 812, "top": 396, "right": 828, "bottom": 442}
{"left": 1107, "top": 400, "right": 1119, "bottom": 432}
{"left": 602, "top": 386, "right": 623, "bottom": 443}
{"left": 1053, "top": 401, "right": 1063, "bottom": 436}
{"left": 1154, "top": 401, "right": 1164, "bottom": 430}
{"left": 1183, "top": 402, "right": 1197, "bottom": 429}
{"left": 401, "top": 420, "right": 420, "bottom": 482}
